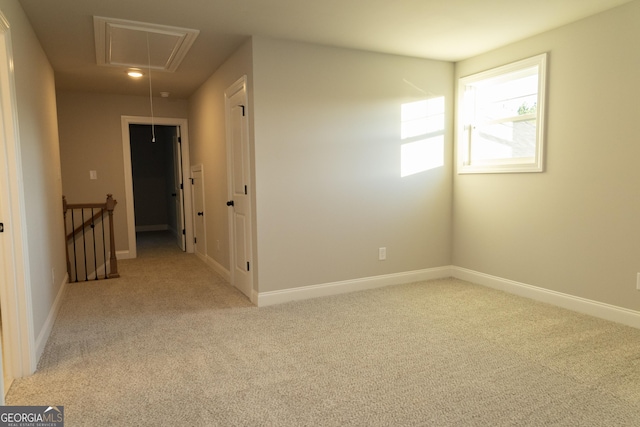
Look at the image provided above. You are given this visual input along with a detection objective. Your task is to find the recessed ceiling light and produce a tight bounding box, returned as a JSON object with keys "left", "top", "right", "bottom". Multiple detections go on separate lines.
{"left": 127, "top": 69, "right": 143, "bottom": 78}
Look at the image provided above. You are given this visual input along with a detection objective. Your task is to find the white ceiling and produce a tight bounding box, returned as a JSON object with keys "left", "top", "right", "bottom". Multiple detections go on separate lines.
{"left": 17, "top": 0, "right": 634, "bottom": 99}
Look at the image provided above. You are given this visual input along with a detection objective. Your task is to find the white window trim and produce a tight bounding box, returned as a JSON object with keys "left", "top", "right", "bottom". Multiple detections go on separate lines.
{"left": 457, "top": 53, "right": 548, "bottom": 174}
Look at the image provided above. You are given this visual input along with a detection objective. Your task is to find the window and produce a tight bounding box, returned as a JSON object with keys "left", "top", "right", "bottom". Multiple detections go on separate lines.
{"left": 458, "top": 53, "right": 547, "bottom": 174}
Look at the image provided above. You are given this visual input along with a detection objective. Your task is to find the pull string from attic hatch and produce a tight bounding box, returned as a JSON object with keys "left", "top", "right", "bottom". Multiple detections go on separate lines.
{"left": 146, "top": 33, "right": 156, "bottom": 143}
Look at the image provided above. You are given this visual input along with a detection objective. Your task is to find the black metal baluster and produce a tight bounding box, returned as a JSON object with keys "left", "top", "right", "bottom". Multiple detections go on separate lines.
{"left": 82, "top": 209, "right": 88, "bottom": 281}
{"left": 71, "top": 209, "right": 78, "bottom": 283}
{"left": 91, "top": 208, "right": 98, "bottom": 280}
{"left": 101, "top": 208, "right": 107, "bottom": 279}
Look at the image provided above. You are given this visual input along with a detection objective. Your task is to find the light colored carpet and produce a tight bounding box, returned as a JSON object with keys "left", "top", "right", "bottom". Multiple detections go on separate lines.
{"left": 6, "top": 232, "right": 640, "bottom": 426}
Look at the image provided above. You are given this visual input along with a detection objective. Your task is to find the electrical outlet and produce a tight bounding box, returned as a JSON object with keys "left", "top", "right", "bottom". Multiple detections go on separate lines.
{"left": 379, "top": 247, "right": 386, "bottom": 261}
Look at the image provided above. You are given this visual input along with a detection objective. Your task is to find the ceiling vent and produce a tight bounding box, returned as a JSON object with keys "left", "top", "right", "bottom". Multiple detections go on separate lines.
{"left": 94, "top": 16, "right": 199, "bottom": 72}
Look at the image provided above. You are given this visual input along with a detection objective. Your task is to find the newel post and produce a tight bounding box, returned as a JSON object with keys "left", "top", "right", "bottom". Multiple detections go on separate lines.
{"left": 106, "top": 194, "right": 120, "bottom": 278}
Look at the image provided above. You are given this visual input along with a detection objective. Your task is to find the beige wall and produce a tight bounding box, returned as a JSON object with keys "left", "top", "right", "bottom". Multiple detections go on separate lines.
{"left": 453, "top": 1, "right": 640, "bottom": 311}
{"left": 57, "top": 91, "right": 188, "bottom": 252}
{"left": 188, "top": 39, "right": 254, "bottom": 275}
{"left": 0, "top": 0, "right": 66, "bottom": 363}
{"left": 252, "top": 38, "right": 454, "bottom": 293}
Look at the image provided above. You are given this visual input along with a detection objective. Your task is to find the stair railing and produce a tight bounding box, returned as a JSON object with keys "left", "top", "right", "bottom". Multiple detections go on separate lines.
{"left": 63, "top": 194, "right": 120, "bottom": 282}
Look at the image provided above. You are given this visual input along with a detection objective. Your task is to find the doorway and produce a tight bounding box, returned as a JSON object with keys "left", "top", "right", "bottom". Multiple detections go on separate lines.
{"left": 121, "top": 116, "right": 194, "bottom": 258}
{"left": 129, "top": 124, "right": 185, "bottom": 250}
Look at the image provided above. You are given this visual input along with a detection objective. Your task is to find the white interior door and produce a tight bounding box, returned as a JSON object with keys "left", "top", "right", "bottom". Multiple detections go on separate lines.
{"left": 173, "top": 126, "right": 185, "bottom": 251}
{"left": 0, "top": 73, "right": 14, "bottom": 400}
{"left": 0, "top": 17, "right": 16, "bottom": 397}
{"left": 0, "top": 193, "right": 9, "bottom": 398}
{"left": 191, "top": 165, "right": 206, "bottom": 259}
{"left": 226, "top": 77, "right": 253, "bottom": 300}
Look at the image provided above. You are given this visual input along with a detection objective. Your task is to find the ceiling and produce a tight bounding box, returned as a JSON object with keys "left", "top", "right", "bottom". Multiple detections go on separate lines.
{"left": 17, "top": 0, "right": 634, "bottom": 99}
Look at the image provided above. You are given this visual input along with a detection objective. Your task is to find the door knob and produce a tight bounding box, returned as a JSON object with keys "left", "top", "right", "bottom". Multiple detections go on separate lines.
{"left": 197, "top": 212, "right": 204, "bottom": 216}
{"left": 226, "top": 200, "right": 234, "bottom": 207}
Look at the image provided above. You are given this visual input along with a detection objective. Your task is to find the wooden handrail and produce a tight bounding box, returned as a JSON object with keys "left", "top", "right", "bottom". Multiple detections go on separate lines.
{"left": 63, "top": 194, "right": 119, "bottom": 280}
{"left": 65, "top": 209, "right": 104, "bottom": 241}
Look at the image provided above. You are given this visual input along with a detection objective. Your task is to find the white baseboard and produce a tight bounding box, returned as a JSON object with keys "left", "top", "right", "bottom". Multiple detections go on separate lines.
{"left": 256, "top": 264, "right": 640, "bottom": 329}
{"left": 35, "top": 273, "right": 69, "bottom": 362}
{"left": 135, "top": 224, "right": 169, "bottom": 232}
{"left": 257, "top": 266, "right": 453, "bottom": 307}
{"left": 196, "top": 251, "right": 231, "bottom": 283}
{"left": 187, "top": 254, "right": 640, "bottom": 329}
{"left": 451, "top": 267, "right": 640, "bottom": 329}
{"left": 116, "top": 250, "right": 132, "bottom": 260}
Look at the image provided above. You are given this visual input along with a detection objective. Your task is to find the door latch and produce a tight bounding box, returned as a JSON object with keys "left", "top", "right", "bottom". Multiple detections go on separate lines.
{"left": 226, "top": 200, "right": 234, "bottom": 207}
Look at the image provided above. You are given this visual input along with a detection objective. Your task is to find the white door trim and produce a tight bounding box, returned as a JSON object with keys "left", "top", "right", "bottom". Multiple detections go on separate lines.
{"left": 173, "top": 127, "right": 186, "bottom": 251}
{"left": 121, "top": 116, "right": 194, "bottom": 257}
{"left": 0, "top": 11, "right": 36, "bottom": 397}
{"left": 190, "top": 164, "right": 206, "bottom": 260}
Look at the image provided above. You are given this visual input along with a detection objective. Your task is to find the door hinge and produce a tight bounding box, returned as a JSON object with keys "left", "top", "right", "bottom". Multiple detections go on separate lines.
{"left": 178, "top": 136, "right": 182, "bottom": 143}
{"left": 194, "top": 237, "right": 197, "bottom": 244}
{"left": 190, "top": 178, "right": 194, "bottom": 185}
{"left": 182, "top": 229, "right": 186, "bottom": 235}
{"left": 244, "top": 185, "right": 247, "bottom": 195}
{"left": 0, "top": 223, "right": 3, "bottom": 233}
{"left": 247, "top": 261, "right": 250, "bottom": 271}
{"left": 240, "top": 105, "right": 246, "bottom": 116}
{"left": 180, "top": 183, "right": 183, "bottom": 190}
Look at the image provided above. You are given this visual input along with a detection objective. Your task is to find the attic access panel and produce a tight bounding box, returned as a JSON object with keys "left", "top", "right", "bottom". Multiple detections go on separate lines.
{"left": 94, "top": 16, "right": 199, "bottom": 72}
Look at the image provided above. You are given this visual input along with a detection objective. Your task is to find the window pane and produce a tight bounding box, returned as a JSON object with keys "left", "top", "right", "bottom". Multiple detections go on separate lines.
{"left": 472, "top": 119, "right": 536, "bottom": 161}
{"left": 476, "top": 71, "right": 538, "bottom": 122}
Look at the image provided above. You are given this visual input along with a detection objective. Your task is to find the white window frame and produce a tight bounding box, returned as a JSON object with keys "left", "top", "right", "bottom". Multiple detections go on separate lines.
{"left": 457, "top": 53, "right": 547, "bottom": 174}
